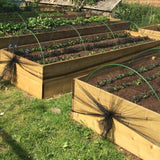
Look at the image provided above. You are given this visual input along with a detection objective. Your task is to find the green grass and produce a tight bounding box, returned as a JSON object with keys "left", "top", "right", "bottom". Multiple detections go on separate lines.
{"left": 0, "top": 80, "right": 129, "bottom": 160}
{"left": 113, "top": 3, "right": 160, "bottom": 29}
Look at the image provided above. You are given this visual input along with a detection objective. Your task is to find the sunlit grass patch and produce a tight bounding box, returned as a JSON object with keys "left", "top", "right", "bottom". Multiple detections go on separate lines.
{"left": 0, "top": 80, "right": 128, "bottom": 160}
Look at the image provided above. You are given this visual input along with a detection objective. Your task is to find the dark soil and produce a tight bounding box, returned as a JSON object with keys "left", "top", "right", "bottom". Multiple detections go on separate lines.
{"left": 87, "top": 51, "right": 160, "bottom": 113}
{"left": 17, "top": 34, "right": 152, "bottom": 64}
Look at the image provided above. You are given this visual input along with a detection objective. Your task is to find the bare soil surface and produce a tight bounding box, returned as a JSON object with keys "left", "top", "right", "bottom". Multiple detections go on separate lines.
{"left": 87, "top": 50, "right": 160, "bottom": 113}
{"left": 20, "top": 35, "right": 152, "bottom": 64}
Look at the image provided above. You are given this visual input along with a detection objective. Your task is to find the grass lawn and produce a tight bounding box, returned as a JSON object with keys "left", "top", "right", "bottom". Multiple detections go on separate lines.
{"left": 0, "top": 80, "right": 130, "bottom": 160}
{"left": 0, "top": 2, "right": 159, "bottom": 160}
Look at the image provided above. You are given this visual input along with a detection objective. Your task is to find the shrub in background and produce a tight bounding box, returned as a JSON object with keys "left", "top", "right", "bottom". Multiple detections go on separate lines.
{"left": 113, "top": 3, "right": 160, "bottom": 29}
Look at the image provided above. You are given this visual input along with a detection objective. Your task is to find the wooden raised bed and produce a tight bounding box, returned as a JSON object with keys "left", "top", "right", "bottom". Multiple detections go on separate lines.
{"left": 0, "top": 31, "right": 160, "bottom": 98}
{"left": 0, "top": 19, "right": 129, "bottom": 49}
{"left": 72, "top": 56, "right": 160, "bottom": 159}
{"left": 0, "top": 12, "right": 87, "bottom": 22}
{"left": 139, "top": 24, "right": 160, "bottom": 40}
{"left": 39, "top": 4, "right": 65, "bottom": 12}
{"left": 72, "top": 77, "right": 160, "bottom": 160}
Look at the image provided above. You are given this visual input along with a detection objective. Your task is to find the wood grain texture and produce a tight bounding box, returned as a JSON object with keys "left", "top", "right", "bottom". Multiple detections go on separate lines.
{"left": 0, "top": 20, "right": 130, "bottom": 49}
{"left": 16, "top": 30, "right": 125, "bottom": 51}
{"left": 1, "top": 30, "right": 160, "bottom": 98}
{"left": 43, "top": 35, "right": 160, "bottom": 79}
{"left": 139, "top": 25, "right": 160, "bottom": 40}
{"left": 0, "top": 49, "right": 43, "bottom": 98}
{"left": 122, "top": 0, "right": 160, "bottom": 7}
{"left": 15, "top": 64, "right": 43, "bottom": 98}
{"left": 0, "top": 49, "right": 43, "bottom": 78}
{"left": 43, "top": 52, "right": 138, "bottom": 98}
{"left": 72, "top": 78, "right": 160, "bottom": 160}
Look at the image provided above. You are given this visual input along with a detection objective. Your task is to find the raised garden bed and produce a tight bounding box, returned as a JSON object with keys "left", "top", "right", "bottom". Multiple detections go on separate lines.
{"left": 12, "top": 31, "right": 158, "bottom": 64}
{"left": 0, "top": 11, "right": 87, "bottom": 22}
{"left": 0, "top": 18, "right": 128, "bottom": 49}
{"left": 0, "top": 10, "right": 63, "bottom": 19}
{"left": 0, "top": 15, "right": 109, "bottom": 37}
{"left": 140, "top": 24, "right": 160, "bottom": 40}
{"left": 0, "top": 30, "right": 160, "bottom": 98}
{"left": 72, "top": 49, "right": 160, "bottom": 159}
{"left": 39, "top": 4, "right": 64, "bottom": 12}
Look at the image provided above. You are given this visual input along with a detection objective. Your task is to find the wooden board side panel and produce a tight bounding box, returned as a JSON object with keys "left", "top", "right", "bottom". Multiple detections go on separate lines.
{"left": 43, "top": 52, "right": 145, "bottom": 97}
{"left": 113, "top": 119, "right": 160, "bottom": 160}
{"left": 0, "top": 49, "right": 43, "bottom": 78}
{"left": 43, "top": 39, "right": 160, "bottom": 79}
{"left": 1, "top": 42, "right": 149, "bottom": 98}
{"left": 139, "top": 28, "right": 160, "bottom": 40}
{"left": 72, "top": 110, "right": 160, "bottom": 160}
{"left": 141, "top": 24, "right": 160, "bottom": 30}
{"left": 0, "top": 37, "right": 10, "bottom": 49}
{"left": 0, "top": 21, "right": 130, "bottom": 49}
{"left": 0, "top": 49, "right": 43, "bottom": 98}
{"left": 122, "top": 0, "right": 160, "bottom": 7}
{"left": 72, "top": 78, "right": 160, "bottom": 159}
{"left": 17, "top": 30, "right": 126, "bottom": 51}
{"left": 43, "top": 74, "right": 72, "bottom": 98}
{"left": 15, "top": 64, "right": 43, "bottom": 99}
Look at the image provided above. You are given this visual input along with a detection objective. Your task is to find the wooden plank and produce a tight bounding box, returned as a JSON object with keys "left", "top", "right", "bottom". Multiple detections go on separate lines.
{"left": 113, "top": 119, "right": 160, "bottom": 160}
{"left": 43, "top": 51, "right": 151, "bottom": 98}
{"left": 127, "top": 29, "right": 160, "bottom": 39}
{"left": 72, "top": 78, "right": 160, "bottom": 160}
{"left": 43, "top": 37, "right": 160, "bottom": 79}
{"left": 0, "top": 49, "right": 43, "bottom": 98}
{"left": 0, "top": 20, "right": 130, "bottom": 49}
{"left": 0, "top": 13, "right": 88, "bottom": 22}
{"left": 0, "top": 49, "right": 43, "bottom": 78}
{"left": 139, "top": 25, "right": 160, "bottom": 40}
{"left": 1, "top": 38, "right": 144, "bottom": 98}
{"left": 1, "top": 29, "right": 160, "bottom": 98}
{"left": 15, "top": 64, "right": 43, "bottom": 98}
{"left": 122, "top": 0, "right": 160, "bottom": 7}
{"left": 16, "top": 30, "right": 127, "bottom": 50}
{"left": 141, "top": 24, "right": 160, "bottom": 30}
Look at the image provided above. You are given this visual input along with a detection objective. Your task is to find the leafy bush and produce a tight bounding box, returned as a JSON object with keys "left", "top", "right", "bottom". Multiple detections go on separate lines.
{"left": 0, "top": 0, "right": 19, "bottom": 12}
{"left": 0, "top": 0, "right": 39, "bottom": 12}
{"left": 113, "top": 3, "right": 160, "bottom": 29}
{"left": 0, "top": 16, "right": 109, "bottom": 36}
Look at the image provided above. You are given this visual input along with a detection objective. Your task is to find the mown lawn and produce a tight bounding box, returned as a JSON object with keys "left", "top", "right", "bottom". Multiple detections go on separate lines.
{"left": 0, "top": 80, "right": 130, "bottom": 160}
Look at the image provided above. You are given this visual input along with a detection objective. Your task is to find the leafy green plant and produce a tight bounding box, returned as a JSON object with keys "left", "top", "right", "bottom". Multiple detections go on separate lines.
{"left": 0, "top": 16, "right": 109, "bottom": 36}
{"left": 106, "top": 71, "right": 160, "bottom": 93}
{"left": 96, "top": 62, "right": 160, "bottom": 87}
{"left": 86, "top": 63, "right": 160, "bottom": 102}
{"left": 113, "top": 3, "right": 160, "bottom": 29}
{"left": 132, "top": 89, "right": 160, "bottom": 103}
{"left": 14, "top": 34, "right": 151, "bottom": 64}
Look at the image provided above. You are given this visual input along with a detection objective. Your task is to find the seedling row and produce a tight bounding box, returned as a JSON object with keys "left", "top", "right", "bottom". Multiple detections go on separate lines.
{"left": 87, "top": 50, "right": 160, "bottom": 113}
{"left": 10, "top": 31, "right": 154, "bottom": 64}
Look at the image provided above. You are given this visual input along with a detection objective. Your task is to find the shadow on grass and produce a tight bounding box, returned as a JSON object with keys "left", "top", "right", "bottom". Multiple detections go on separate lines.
{"left": 0, "top": 80, "right": 13, "bottom": 90}
{"left": 0, "top": 128, "right": 33, "bottom": 160}
{"left": 0, "top": 80, "right": 11, "bottom": 86}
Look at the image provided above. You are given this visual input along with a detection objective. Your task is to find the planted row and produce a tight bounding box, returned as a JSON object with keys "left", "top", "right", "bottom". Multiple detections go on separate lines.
{"left": 131, "top": 89, "right": 160, "bottom": 103}
{"left": 15, "top": 32, "right": 131, "bottom": 54}
{"left": 11, "top": 34, "right": 151, "bottom": 64}
{"left": 106, "top": 70, "right": 160, "bottom": 93}
{"left": 0, "top": 16, "right": 109, "bottom": 36}
{"left": 96, "top": 62, "right": 160, "bottom": 87}
{"left": 30, "top": 36, "right": 148, "bottom": 59}
{"left": 0, "top": 11, "right": 64, "bottom": 20}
